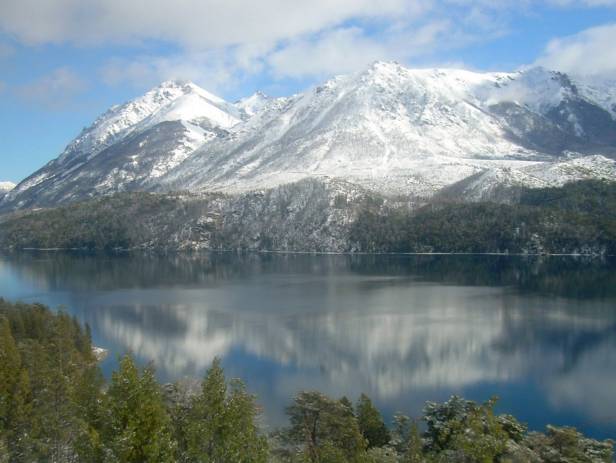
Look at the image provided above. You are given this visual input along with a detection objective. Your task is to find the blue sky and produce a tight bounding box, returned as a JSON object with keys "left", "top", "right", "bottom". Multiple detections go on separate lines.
{"left": 1, "top": 0, "right": 616, "bottom": 183}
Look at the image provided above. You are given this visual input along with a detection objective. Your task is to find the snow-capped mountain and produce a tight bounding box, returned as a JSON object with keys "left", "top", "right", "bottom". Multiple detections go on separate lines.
{"left": 235, "top": 91, "right": 271, "bottom": 119}
{"left": 2, "top": 80, "right": 242, "bottom": 209}
{"left": 0, "top": 182, "right": 15, "bottom": 201}
{"left": 2, "top": 62, "right": 616, "bottom": 211}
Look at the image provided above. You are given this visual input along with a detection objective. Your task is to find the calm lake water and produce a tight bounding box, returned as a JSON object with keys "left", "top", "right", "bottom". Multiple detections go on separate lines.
{"left": 1, "top": 252, "right": 615, "bottom": 439}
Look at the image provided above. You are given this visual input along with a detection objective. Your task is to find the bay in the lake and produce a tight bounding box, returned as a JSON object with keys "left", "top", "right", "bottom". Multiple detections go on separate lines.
{"left": 1, "top": 252, "right": 615, "bottom": 439}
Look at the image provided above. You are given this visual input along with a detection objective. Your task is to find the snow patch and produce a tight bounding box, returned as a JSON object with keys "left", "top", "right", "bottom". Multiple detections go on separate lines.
{"left": 0, "top": 182, "right": 15, "bottom": 192}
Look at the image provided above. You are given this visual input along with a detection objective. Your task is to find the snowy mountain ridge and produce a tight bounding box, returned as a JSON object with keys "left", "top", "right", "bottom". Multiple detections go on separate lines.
{"left": 2, "top": 62, "right": 616, "bottom": 211}
{"left": 0, "top": 182, "right": 15, "bottom": 202}
{"left": 61, "top": 80, "right": 241, "bottom": 164}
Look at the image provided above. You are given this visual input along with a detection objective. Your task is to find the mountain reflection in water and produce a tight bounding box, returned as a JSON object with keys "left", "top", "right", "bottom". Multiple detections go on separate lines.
{"left": 0, "top": 252, "right": 615, "bottom": 438}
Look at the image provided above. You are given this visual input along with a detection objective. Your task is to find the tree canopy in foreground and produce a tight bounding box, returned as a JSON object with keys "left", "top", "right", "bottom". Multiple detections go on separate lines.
{"left": 0, "top": 299, "right": 613, "bottom": 462}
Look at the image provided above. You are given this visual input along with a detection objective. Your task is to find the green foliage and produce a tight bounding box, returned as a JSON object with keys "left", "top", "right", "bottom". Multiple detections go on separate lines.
{"left": 0, "top": 301, "right": 268, "bottom": 462}
{"left": 2, "top": 180, "right": 615, "bottom": 254}
{"left": 356, "top": 394, "right": 390, "bottom": 448}
{"left": 404, "top": 420, "right": 423, "bottom": 463}
{"left": 10, "top": 369, "right": 38, "bottom": 462}
{"left": 0, "top": 299, "right": 102, "bottom": 462}
{"left": 0, "top": 192, "right": 220, "bottom": 251}
{"left": 525, "top": 425, "right": 614, "bottom": 463}
{"left": 423, "top": 396, "right": 508, "bottom": 462}
{"left": 447, "top": 400, "right": 508, "bottom": 462}
{"left": 350, "top": 180, "right": 616, "bottom": 255}
{"left": 283, "top": 391, "right": 367, "bottom": 462}
{"left": 0, "top": 316, "right": 20, "bottom": 429}
{"left": 177, "top": 358, "right": 268, "bottom": 462}
{"left": 497, "top": 414, "right": 528, "bottom": 443}
{"left": 0, "top": 299, "right": 613, "bottom": 463}
{"left": 389, "top": 413, "right": 412, "bottom": 455}
{"left": 104, "top": 355, "right": 176, "bottom": 462}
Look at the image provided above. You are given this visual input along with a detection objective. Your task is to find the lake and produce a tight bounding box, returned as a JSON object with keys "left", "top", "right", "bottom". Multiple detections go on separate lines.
{"left": 1, "top": 252, "right": 615, "bottom": 439}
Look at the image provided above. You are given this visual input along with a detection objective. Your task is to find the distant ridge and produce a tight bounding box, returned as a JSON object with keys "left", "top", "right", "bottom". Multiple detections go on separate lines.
{"left": 2, "top": 62, "right": 616, "bottom": 212}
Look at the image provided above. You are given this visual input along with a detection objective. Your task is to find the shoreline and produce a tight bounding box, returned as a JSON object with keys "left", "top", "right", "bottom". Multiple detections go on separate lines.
{"left": 7, "top": 247, "right": 615, "bottom": 258}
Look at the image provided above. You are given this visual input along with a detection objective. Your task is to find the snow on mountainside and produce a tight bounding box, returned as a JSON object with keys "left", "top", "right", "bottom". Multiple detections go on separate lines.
{"left": 2, "top": 62, "right": 616, "bottom": 212}
{"left": 235, "top": 91, "right": 271, "bottom": 118}
{"left": 2, "top": 81, "right": 242, "bottom": 210}
{"left": 58, "top": 80, "right": 240, "bottom": 166}
{"left": 575, "top": 78, "right": 616, "bottom": 119}
{"left": 0, "top": 182, "right": 15, "bottom": 201}
{"left": 156, "top": 62, "right": 616, "bottom": 197}
{"left": 441, "top": 155, "right": 616, "bottom": 202}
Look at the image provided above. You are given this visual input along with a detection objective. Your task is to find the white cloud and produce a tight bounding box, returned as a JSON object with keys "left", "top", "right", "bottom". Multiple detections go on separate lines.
{"left": 536, "top": 23, "right": 616, "bottom": 79}
{"left": 3, "top": 0, "right": 613, "bottom": 52}
{"left": 268, "top": 28, "right": 391, "bottom": 79}
{"left": 0, "top": 0, "right": 434, "bottom": 89}
{"left": 16, "top": 67, "right": 88, "bottom": 109}
{"left": 3, "top": 0, "right": 615, "bottom": 92}
{"left": 267, "top": 20, "right": 454, "bottom": 79}
{"left": 100, "top": 48, "right": 259, "bottom": 94}
{"left": 0, "top": 0, "right": 415, "bottom": 48}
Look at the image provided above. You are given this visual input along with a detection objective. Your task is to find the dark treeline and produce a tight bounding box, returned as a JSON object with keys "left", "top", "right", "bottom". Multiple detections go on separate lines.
{"left": 0, "top": 192, "right": 221, "bottom": 252}
{"left": 350, "top": 180, "right": 616, "bottom": 255}
{"left": 0, "top": 300, "right": 614, "bottom": 462}
{"left": 1, "top": 180, "right": 615, "bottom": 255}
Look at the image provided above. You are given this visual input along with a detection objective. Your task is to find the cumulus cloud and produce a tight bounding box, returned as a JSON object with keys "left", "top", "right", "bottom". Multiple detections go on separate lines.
{"left": 268, "top": 27, "right": 392, "bottom": 79}
{"left": 267, "top": 21, "right": 454, "bottom": 79}
{"left": 16, "top": 67, "right": 88, "bottom": 109}
{"left": 0, "top": 0, "right": 432, "bottom": 88}
{"left": 0, "top": 0, "right": 415, "bottom": 48}
{"left": 536, "top": 23, "right": 616, "bottom": 79}
{"left": 2, "top": 0, "right": 615, "bottom": 90}
{"left": 100, "top": 51, "right": 245, "bottom": 94}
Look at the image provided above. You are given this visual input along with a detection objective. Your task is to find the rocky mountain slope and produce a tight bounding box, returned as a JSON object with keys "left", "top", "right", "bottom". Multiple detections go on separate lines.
{"left": 1, "top": 81, "right": 242, "bottom": 210}
{"left": 1, "top": 179, "right": 614, "bottom": 255}
{"left": 1, "top": 62, "right": 616, "bottom": 212}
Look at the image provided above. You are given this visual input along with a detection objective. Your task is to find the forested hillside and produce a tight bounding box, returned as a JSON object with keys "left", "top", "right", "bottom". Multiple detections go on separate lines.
{"left": 351, "top": 179, "right": 616, "bottom": 254}
{"left": 0, "top": 180, "right": 615, "bottom": 254}
{"left": 0, "top": 300, "right": 613, "bottom": 462}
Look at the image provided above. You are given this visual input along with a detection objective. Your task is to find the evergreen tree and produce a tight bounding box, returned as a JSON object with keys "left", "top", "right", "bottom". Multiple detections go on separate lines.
{"left": 404, "top": 420, "right": 423, "bottom": 463}
{"left": 6, "top": 369, "right": 36, "bottom": 462}
{"left": 181, "top": 358, "right": 267, "bottom": 462}
{"left": 105, "top": 355, "right": 176, "bottom": 462}
{"left": 284, "top": 391, "right": 367, "bottom": 462}
{"left": 0, "top": 317, "right": 20, "bottom": 429}
{"left": 73, "top": 364, "right": 106, "bottom": 462}
{"left": 423, "top": 396, "right": 508, "bottom": 462}
{"left": 38, "top": 312, "right": 87, "bottom": 462}
{"left": 356, "top": 394, "right": 390, "bottom": 448}
{"left": 390, "top": 413, "right": 411, "bottom": 456}
{"left": 2, "top": 299, "right": 614, "bottom": 463}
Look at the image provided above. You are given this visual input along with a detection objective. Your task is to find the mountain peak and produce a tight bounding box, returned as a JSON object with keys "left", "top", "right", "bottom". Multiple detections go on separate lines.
{"left": 0, "top": 182, "right": 15, "bottom": 192}
{"left": 236, "top": 91, "right": 271, "bottom": 118}
{"left": 4, "top": 61, "right": 616, "bottom": 213}
{"left": 360, "top": 60, "right": 407, "bottom": 79}
{"left": 157, "top": 78, "right": 192, "bottom": 88}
